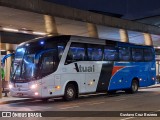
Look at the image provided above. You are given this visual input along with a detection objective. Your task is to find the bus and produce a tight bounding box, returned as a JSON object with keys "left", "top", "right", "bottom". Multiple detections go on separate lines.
{"left": 9, "top": 35, "right": 156, "bottom": 101}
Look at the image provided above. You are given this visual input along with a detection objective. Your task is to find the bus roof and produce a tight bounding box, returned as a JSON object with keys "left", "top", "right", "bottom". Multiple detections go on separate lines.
{"left": 18, "top": 35, "right": 153, "bottom": 49}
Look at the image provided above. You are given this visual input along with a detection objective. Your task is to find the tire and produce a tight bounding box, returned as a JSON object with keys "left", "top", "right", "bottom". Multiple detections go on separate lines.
{"left": 63, "top": 84, "right": 76, "bottom": 101}
{"left": 125, "top": 79, "right": 139, "bottom": 94}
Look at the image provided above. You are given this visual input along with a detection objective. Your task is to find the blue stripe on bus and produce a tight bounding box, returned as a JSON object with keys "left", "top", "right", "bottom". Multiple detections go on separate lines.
{"left": 108, "top": 62, "right": 155, "bottom": 91}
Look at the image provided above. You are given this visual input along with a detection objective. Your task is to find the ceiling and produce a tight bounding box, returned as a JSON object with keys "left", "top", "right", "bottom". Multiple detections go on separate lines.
{"left": 136, "top": 16, "right": 160, "bottom": 27}
{"left": 46, "top": 0, "right": 160, "bottom": 20}
{"left": 0, "top": 6, "right": 160, "bottom": 48}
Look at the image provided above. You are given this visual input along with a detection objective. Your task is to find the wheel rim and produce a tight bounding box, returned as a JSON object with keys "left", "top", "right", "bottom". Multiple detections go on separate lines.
{"left": 132, "top": 81, "right": 138, "bottom": 92}
{"left": 67, "top": 87, "right": 74, "bottom": 98}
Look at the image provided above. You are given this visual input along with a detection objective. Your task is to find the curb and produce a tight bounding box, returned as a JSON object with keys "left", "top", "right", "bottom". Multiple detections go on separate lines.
{"left": 140, "top": 85, "right": 160, "bottom": 89}
{"left": 0, "top": 98, "right": 32, "bottom": 105}
{"left": 1, "top": 85, "right": 160, "bottom": 104}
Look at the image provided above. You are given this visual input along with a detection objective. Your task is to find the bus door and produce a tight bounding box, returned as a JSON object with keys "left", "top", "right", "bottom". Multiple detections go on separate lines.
{"left": 64, "top": 42, "right": 86, "bottom": 93}
{"left": 85, "top": 45, "right": 103, "bottom": 93}
{"left": 39, "top": 49, "right": 59, "bottom": 97}
{"left": 85, "top": 68, "right": 99, "bottom": 93}
{"left": 156, "top": 61, "right": 160, "bottom": 82}
{"left": 143, "top": 48, "right": 156, "bottom": 85}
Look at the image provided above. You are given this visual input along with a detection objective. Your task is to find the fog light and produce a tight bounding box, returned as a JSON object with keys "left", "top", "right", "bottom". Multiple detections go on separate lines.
{"left": 35, "top": 92, "right": 39, "bottom": 96}
{"left": 55, "top": 86, "right": 61, "bottom": 89}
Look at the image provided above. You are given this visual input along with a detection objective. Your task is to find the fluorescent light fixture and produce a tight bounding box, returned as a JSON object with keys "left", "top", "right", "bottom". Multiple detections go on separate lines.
{"left": 2, "top": 27, "right": 19, "bottom": 32}
{"left": 19, "top": 31, "right": 29, "bottom": 34}
{"left": 32, "top": 31, "right": 46, "bottom": 35}
{"left": 1, "top": 26, "right": 46, "bottom": 35}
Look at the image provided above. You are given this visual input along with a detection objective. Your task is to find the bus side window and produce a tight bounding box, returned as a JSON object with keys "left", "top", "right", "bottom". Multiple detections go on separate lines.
{"left": 65, "top": 43, "right": 86, "bottom": 64}
{"left": 41, "top": 50, "right": 58, "bottom": 76}
{"left": 119, "top": 47, "right": 131, "bottom": 61}
{"left": 58, "top": 44, "right": 65, "bottom": 60}
{"left": 132, "top": 48, "right": 143, "bottom": 61}
{"left": 87, "top": 45, "right": 103, "bottom": 61}
{"left": 144, "top": 48, "right": 153, "bottom": 61}
{"left": 104, "top": 46, "right": 118, "bottom": 61}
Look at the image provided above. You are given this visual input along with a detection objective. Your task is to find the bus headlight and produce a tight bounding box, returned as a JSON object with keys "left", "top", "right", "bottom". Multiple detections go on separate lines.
{"left": 30, "top": 84, "right": 37, "bottom": 89}
{"left": 34, "top": 92, "right": 39, "bottom": 96}
{"left": 9, "top": 84, "right": 13, "bottom": 89}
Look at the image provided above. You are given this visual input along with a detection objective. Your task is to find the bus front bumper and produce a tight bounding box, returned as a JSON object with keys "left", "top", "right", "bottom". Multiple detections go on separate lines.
{"left": 10, "top": 88, "right": 41, "bottom": 98}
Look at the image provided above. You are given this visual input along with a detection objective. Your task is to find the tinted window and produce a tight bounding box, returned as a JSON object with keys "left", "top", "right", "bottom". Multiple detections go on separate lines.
{"left": 66, "top": 43, "right": 86, "bottom": 63}
{"left": 58, "top": 43, "right": 65, "bottom": 60}
{"left": 104, "top": 46, "right": 118, "bottom": 61}
{"left": 15, "top": 48, "right": 25, "bottom": 60}
{"left": 87, "top": 45, "right": 103, "bottom": 61}
{"left": 132, "top": 48, "right": 143, "bottom": 61}
{"left": 144, "top": 48, "right": 153, "bottom": 61}
{"left": 119, "top": 47, "right": 131, "bottom": 61}
{"left": 41, "top": 50, "right": 58, "bottom": 76}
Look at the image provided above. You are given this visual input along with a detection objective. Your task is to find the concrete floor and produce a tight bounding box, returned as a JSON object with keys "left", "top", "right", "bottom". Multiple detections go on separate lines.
{"left": 1, "top": 87, "right": 160, "bottom": 120}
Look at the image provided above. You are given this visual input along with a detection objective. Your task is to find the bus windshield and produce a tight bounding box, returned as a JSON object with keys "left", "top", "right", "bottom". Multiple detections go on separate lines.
{"left": 11, "top": 46, "right": 43, "bottom": 82}
{"left": 11, "top": 47, "right": 26, "bottom": 81}
{"left": 11, "top": 39, "right": 66, "bottom": 82}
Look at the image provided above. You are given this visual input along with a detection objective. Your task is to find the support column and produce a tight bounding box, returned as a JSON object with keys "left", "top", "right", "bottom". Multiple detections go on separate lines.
{"left": 119, "top": 29, "right": 129, "bottom": 42}
{"left": 5, "top": 51, "right": 12, "bottom": 82}
{"left": 44, "top": 15, "right": 58, "bottom": 36}
{"left": 0, "top": 33, "right": 2, "bottom": 98}
{"left": 87, "top": 23, "right": 99, "bottom": 38}
{"left": 143, "top": 33, "right": 153, "bottom": 46}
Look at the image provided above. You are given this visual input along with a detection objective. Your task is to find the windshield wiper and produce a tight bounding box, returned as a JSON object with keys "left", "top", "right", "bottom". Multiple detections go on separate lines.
{"left": 11, "top": 64, "right": 20, "bottom": 81}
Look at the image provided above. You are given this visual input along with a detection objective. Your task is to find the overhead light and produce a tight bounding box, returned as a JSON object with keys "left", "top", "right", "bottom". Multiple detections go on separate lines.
{"left": 1, "top": 26, "right": 46, "bottom": 36}
{"left": 154, "top": 46, "right": 160, "bottom": 49}
{"left": 19, "top": 31, "right": 29, "bottom": 34}
{"left": 2, "top": 27, "right": 19, "bottom": 32}
{"left": 21, "top": 28, "right": 27, "bottom": 30}
{"left": 32, "top": 31, "right": 47, "bottom": 35}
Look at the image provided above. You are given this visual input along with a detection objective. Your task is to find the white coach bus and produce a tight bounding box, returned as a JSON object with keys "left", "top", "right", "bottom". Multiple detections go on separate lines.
{"left": 9, "top": 35, "right": 156, "bottom": 101}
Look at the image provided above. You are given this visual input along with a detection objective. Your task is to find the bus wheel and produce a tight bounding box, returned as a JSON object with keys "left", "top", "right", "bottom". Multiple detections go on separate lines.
{"left": 64, "top": 84, "right": 76, "bottom": 101}
{"left": 125, "top": 79, "right": 139, "bottom": 94}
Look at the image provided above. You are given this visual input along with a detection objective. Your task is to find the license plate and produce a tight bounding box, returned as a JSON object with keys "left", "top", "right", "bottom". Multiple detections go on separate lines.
{"left": 17, "top": 93, "right": 23, "bottom": 96}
